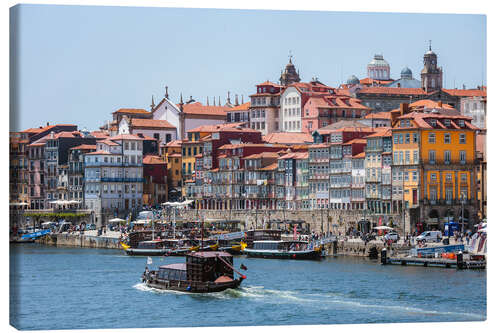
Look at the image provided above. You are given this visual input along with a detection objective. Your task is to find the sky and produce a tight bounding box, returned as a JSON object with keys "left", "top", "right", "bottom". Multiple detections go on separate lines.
{"left": 10, "top": 4, "right": 486, "bottom": 131}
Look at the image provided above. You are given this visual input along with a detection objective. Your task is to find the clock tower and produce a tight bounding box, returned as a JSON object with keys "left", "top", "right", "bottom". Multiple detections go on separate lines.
{"left": 421, "top": 41, "right": 443, "bottom": 92}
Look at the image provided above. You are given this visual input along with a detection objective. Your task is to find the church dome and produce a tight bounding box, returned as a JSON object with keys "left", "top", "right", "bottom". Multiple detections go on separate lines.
{"left": 346, "top": 75, "right": 360, "bottom": 85}
{"left": 400, "top": 66, "right": 413, "bottom": 79}
{"left": 368, "top": 54, "right": 389, "bottom": 67}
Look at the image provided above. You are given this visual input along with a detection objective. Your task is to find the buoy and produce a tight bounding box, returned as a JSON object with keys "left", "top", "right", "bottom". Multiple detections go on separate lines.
{"left": 242, "top": 275, "right": 247, "bottom": 279}
{"left": 186, "top": 285, "right": 191, "bottom": 291}
{"left": 292, "top": 254, "right": 296, "bottom": 259}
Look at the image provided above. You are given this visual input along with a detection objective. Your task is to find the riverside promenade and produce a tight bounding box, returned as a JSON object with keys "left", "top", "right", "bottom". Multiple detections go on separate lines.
{"left": 37, "top": 229, "right": 124, "bottom": 249}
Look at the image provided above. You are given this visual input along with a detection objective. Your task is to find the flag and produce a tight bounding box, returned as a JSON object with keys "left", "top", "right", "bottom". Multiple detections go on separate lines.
{"left": 147, "top": 257, "right": 152, "bottom": 265}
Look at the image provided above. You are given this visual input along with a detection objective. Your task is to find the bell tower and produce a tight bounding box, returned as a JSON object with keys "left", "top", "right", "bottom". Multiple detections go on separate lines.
{"left": 421, "top": 41, "right": 443, "bottom": 92}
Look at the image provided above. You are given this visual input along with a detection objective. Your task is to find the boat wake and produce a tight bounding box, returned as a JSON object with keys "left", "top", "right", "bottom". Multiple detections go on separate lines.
{"left": 132, "top": 283, "right": 485, "bottom": 320}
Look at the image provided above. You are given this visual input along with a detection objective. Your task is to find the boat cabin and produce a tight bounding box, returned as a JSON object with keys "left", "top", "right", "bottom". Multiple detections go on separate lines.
{"left": 253, "top": 240, "right": 309, "bottom": 251}
{"left": 245, "top": 229, "right": 282, "bottom": 248}
{"left": 157, "top": 263, "right": 187, "bottom": 281}
{"left": 186, "top": 251, "right": 235, "bottom": 282}
{"left": 137, "top": 239, "right": 180, "bottom": 249}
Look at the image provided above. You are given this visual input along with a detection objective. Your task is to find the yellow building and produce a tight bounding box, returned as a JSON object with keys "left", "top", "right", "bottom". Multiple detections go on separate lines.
{"left": 394, "top": 111, "right": 479, "bottom": 231}
{"left": 162, "top": 140, "right": 182, "bottom": 200}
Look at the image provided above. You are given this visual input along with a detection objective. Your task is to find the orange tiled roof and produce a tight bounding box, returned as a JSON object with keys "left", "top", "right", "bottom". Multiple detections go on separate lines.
{"left": 178, "top": 102, "right": 230, "bottom": 116}
{"left": 344, "top": 138, "right": 367, "bottom": 145}
{"left": 228, "top": 102, "right": 251, "bottom": 112}
{"left": 113, "top": 108, "right": 150, "bottom": 115}
{"left": 353, "top": 152, "right": 365, "bottom": 159}
{"left": 85, "top": 150, "right": 113, "bottom": 155}
{"left": 187, "top": 122, "right": 242, "bottom": 133}
{"left": 98, "top": 139, "right": 120, "bottom": 146}
{"left": 259, "top": 162, "right": 278, "bottom": 171}
{"left": 442, "top": 89, "right": 487, "bottom": 97}
{"left": 366, "top": 128, "right": 392, "bottom": 138}
{"left": 130, "top": 118, "right": 176, "bottom": 129}
{"left": 409, "top": 99, "right": 455, "bottom": 110}
{"left": 263, "top": 132, "right": 313, "bottom": 145}
{"left": 165, "top": 140, "right": 182, "bottom": 147}
{"left": 143, "top": 155, "right": 167, "bottom": 164}
{"left": 109, "top": 134, "right": 145, "bottom": 141}
{"left": 90, "top": 131, "right": 110, "bottom": 139}
{"left": 363, "top": 111, "right": 392, "bottom": 120}
{"left": 257, "top": 81, "right": 283, "bottom": 88}
{"left": 357, "top": 86, "right": 426, "bottom": 95}
{"left": 70, "top": 144, "right": 96, "bottom": 150}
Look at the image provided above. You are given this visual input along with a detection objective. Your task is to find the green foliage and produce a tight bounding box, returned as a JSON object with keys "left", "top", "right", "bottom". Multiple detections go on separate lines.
{"left": 24, "top": 212, "right": 89, "bottom": 220}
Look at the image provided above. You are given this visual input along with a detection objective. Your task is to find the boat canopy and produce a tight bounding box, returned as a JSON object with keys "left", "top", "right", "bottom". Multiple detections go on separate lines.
{"left": 161, "top": 200, "right": 193, "bottom": 207}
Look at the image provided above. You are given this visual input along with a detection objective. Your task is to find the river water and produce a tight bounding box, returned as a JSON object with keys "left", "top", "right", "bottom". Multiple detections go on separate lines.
{"left": 10, "top": 244, "right": 486, "bottom": 330}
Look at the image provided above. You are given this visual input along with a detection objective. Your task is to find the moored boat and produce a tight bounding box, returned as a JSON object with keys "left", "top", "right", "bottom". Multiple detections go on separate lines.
{"left": 142, "top": 251, "right": 246, "bottom": 293}
{"left": 243, "top": 240, "right": 322, "bottom": 260}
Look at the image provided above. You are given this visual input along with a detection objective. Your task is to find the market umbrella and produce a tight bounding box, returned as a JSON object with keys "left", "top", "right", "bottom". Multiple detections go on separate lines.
{"left": 373, "top": 226, "right": 393, "bottom": 231}
{"left": 109, "top": 217, "right": 126, "bottom": 224}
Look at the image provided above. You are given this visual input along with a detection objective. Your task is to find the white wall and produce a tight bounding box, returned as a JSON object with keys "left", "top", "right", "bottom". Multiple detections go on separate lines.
{"left": 152, "top": 99, "right": 181, "bottom": 138}
{"left": 280, "top": 87, "right": 302, "bottom": 132}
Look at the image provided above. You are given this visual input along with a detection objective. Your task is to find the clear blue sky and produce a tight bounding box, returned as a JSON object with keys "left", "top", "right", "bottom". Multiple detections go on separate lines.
{"left": 11, "top": 4, "right": 486, "bottom": 131}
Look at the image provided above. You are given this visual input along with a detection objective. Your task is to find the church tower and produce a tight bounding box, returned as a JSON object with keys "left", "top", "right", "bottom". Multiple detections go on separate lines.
{"left": 279, "top": 56, "right": 301, "bottom": 86}
{"left": 421, "top": 41, "right": 443, "bottom": 92}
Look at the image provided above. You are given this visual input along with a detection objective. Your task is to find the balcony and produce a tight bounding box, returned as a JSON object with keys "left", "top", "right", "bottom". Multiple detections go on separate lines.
{"left": 100, "top": 177, "right": 144, "bottom": 182}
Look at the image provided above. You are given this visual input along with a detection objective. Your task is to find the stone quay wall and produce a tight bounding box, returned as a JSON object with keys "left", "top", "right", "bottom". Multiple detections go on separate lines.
{"left": 181, "top": 209, "right": 406, "bottom": 234}
{"left": 37, "top": 234, "right": 121, "bottom": 250}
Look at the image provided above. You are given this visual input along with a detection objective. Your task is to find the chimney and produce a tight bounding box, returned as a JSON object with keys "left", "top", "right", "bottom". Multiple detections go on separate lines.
{"left": 400, "top": 103, "right": 409, "bottom": 116}
{"left": 463, "top": 84, "right": 466, "bottom": 90}
{"left": 46, "top": 122, "right": 49, "bottom": 127}
{"left": 235, "top": 94, "right": 239, "bottom": 106}
{"left": 438, "top": 101, "right": 443, "bottom": 107}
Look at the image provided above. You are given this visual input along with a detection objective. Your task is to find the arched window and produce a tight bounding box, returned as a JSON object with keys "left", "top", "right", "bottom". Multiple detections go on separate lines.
{"left": 431, "top": 78, "right": 435, "bottom": 88}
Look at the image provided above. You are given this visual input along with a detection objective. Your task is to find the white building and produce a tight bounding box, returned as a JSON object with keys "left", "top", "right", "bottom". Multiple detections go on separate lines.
{"left": 151, "top": 87, "right": 228, "bottom": 139}
{"left": 280, "top": 86, "right": 302, "bottom": 132}
{"left": 84, "top": 134, "right": 144, "bottom": 227}
{"left": 118, "top": 116, "right": 177, "bottom": 145}
{"left": 461, "top": 96, "right": 486, "bottom": 129}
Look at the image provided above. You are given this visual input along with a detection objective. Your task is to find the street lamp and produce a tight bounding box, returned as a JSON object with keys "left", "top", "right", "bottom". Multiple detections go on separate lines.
{"left": 461, "top": 192, "right": 466, "bottom": 233}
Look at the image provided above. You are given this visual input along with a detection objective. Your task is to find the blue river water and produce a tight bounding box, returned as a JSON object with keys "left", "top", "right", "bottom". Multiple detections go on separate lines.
{"left": 10, "top": 244, "right": 486, "bottom": 330}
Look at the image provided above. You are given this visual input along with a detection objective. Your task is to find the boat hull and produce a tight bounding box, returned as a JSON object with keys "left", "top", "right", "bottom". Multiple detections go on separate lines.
{"left": 243, "top": 249, "right": 322, "bottom": 260}
{"left": 144, "top": 277, "right": 243, "bottom": 293}
{"left": 125, "top": 248, "right": 168, "bottom": 256}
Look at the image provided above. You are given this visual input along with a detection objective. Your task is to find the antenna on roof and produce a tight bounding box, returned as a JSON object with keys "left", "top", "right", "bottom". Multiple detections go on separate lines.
{"left": 206, "top": 96, "right": 209, "bottom": 106}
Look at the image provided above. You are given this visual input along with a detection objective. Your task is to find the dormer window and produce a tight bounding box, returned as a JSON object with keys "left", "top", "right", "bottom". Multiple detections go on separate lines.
{"left": 430, "top": 119, "right": 437, "bottom": 127}
{"left": 459, "top": 120, "right": 465, "bottom": 127}
{"left": 444, "top": 119, "right": 451, "bottom": 127}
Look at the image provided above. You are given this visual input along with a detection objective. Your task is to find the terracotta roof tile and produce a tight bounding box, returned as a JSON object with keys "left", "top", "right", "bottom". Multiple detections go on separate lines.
{"left": 178, "top": 102, "right": 230, "bottom": 116}
{"left": 113, "top": 108, "right": 150, "bottom": 115}
{"left": 130, "top": 119, "right": 176, "bottom": 129}
{"left": 263, "top": 132, "right": 313, "bottom": 145}
{"left": 70, "top": 144, "right": 96, "bottom": 150}
{"left": 143, "top": 155, "right": 167, "bottom": 164}
{"left": 228, "top": 102, "right": 251, "bottom": 112}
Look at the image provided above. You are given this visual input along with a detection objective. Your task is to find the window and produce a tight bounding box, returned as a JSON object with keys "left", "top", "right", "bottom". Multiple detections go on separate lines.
{"left": 445, "top": 173, "right": 452, "bottom": 182}
{"left": 460, "top": 151, "right": 466, "bottom": 164}
{"left": 412, "top": 171, "right": 418, "bottom": 181}
{"left": 459, "top": 134, "right": 466, "bottom": 144}
{"left": 393, "top": 135, "right": 399, "bottom": 145}
{"left": 460, "top": 173, "right": 467, "bottom": 182}
{"left": 444, "top": 119, "right": 451, "bottom": 127}
{"left": 430, "top": 173, "right": 437, "bottom": 181}
{"left": 413, "top": 150, "right": 418, "bottom": 164}
{"left": 444, "top": 150, "right": 451, "bottom": 164}
{"left": 405, "top": 133, "right": 410, "bottom": 144}
{"left": 413, "top": 133, "right": 419, "bottom": 143}
{"left": 153, "top": 133, "right": 160, "bottom": 141}
{"left": 428, "top": 133, "right": 435, "bottom": 144}
{"left": 444, "top": 133, "right": 451, "bottom": 144}
{"left": 429, "top": 150, "right": 436, "bottom": 164}
{"left": 405, "top": 151, "right": 410, "bottom": 163}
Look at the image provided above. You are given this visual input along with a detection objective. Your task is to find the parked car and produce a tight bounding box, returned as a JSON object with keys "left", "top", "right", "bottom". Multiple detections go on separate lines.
{"left": 416, "top": 230, "right": 443, "bottom": 243}
{"left": 86, "top": 223, "right": 96, "bottom": 231}
{"left": 384, "top": 232, "right": 400, "bottom": 242}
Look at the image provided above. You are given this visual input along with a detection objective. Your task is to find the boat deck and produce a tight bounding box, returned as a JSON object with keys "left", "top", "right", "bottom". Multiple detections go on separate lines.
{"left": 384, "top": 257, "right": 486, "bottom": 269}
